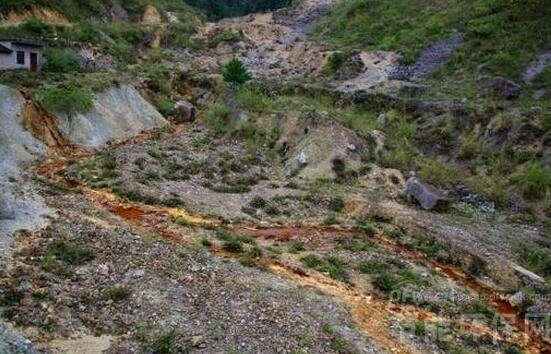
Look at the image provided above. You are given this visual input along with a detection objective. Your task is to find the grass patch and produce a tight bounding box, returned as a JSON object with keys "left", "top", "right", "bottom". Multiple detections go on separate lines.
{"left": 36, "top": 85, "right": 94, "bottom": 116}
{"left": 101, "top": 285, "right": 131, "bottom": 301}
{"left": 518, "top": 243, "right": 551, "bottom": 278}
{"left": 300, "top": 254, "right": 349, "bottom": 282}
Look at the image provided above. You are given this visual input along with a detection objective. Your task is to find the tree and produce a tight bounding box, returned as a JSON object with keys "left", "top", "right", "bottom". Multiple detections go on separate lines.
{"left": 222, "top": 57, "right": 251, "bottom": 86}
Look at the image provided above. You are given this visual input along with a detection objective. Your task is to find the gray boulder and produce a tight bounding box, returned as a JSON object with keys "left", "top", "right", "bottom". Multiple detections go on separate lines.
{"left": 481, "top": 76, "right": 521, "bottom": 100}
{"left": 0, "top": 192, "right": 15, "bottom": 220}
{"left": 173, "top": 100, "right": 197, "bottom": 123}
{"left": 0, "top": 322, "right": 37, "bottom": 354}
{"left": 405, "top": 176, "right": 447, "bottom": 210}
{"left": 55, "top": 85, "right": 167, "bottom": 149}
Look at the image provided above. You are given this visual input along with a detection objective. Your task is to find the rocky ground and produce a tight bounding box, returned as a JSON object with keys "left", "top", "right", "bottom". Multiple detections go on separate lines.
{"left": 1, "top": 0, "right": 551, "bottom": 353}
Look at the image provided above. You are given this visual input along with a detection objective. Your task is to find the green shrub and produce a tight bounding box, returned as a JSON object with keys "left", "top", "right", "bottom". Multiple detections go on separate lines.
{"left": 37, "top": 85, "right": 93, "bottom": 115}
{"left": 329, "top": 197, "right": 345, "bottom": 212}
{"left": 288, "top": 241, "right": 305, "bottom": 254}
{"left": 324, "top": 51, "right": 349, "bottom": 74}
{"left": 358, "top": 260, "right": 385, "bottom": 274}
{"left": 300, "top": 254, "right": 323, "bottom": 268}
{"left": 375, "top": 272, "right": 401, "bottom": 293}
{"left": 101, "top": 285, "right": 131, "bottom": 301}
{"left": 222, "top": 239, "right": 243, "bottom": 253}
{"left": 514, "top": 161, "right": 551, "bottom": 200}
{"left": 414, "top": 321, "right": 426, "bottom": 336}
{"left": 210, "top": 28, "right": 243, "bottom": 47}
{"left": 42, "top": 48, "right": 81, "bottom": 73}
{"left": 20, "top": 18, "right": 54, "bottom": 36}
{"left": 356, "top": 219, "right": 376, "bottom": 236}
{"left": 205, "top": 103, "right": 232, "bottom": 135}
{"left": 519, "top": 243, "right": 551, "bottom": 278}
{"left": 418, "top": 158, "right": 465, "bottom": 186}
{"left": 249, "top": 196, "right": 267, "bottom": 209}
{"left": 222, "top": 57, "right": 251, "bottom": 86}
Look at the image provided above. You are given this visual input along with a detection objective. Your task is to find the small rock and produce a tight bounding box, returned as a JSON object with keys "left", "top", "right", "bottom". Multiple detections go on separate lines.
{"left": 0, "top": 322, "right": 37, "bottom": 354}
{"left": 509, "top": 291, "right": 524, "bottom": 306}
{"left": 347, "top": 143, "right": 357, "bottom": 152}
{"left": 377, "top": 113, "right": 386, "bottom": 125}
{"left": 191, "top": 335, "right": 205, "bottom": 347}
{"left": 297, "top": 152, "right": 308, "bottom": 166}
{"left": 405, "top": 175, "right": 447, "bottom": 210}
{"left": 173, "top": 100, "right": 197, "bottom": 123}
{"left": 481, "top": 76, "right": 521, "bottom": 100}
{"left": 97, "top": 264, "right": 109, "bottom": 276}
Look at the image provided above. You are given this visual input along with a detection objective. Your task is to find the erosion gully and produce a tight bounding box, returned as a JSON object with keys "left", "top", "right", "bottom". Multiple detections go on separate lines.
{"left": 36, "top": 154, "right": 550, "bottom": 354}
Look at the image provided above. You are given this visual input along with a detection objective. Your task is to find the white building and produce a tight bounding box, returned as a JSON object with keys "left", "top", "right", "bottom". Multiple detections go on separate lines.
{"left": 0, "top": 39, "right": 45, "bottom": 72}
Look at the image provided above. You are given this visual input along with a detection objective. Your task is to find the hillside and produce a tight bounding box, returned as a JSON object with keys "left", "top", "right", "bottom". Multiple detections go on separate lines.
{"left": 1, "top": 0, "right": 551, "bottom": 353}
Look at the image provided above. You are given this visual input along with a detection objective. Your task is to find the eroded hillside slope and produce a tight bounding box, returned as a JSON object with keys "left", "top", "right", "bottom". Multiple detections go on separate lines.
{"left": 0, "top": 0, "right": 550, "bottom": 353}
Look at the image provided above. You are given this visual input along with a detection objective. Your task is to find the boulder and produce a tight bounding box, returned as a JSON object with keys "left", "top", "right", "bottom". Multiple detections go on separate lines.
{"left": 173, "top": 100, "right": 197, "bottom": 123}
{"left": 481, "top": 77, "right": 521, "bottom": 100}
{"left": 297, "top": 151, "right": 308, "bottom": 166}
{"left": 513, "top": 265, "right": 547, "bottom": 287}
{"left": 0, "top": 322, "right": 37, "bottom": 354}
{"left": 405, "top": 176, "right": 447, "bottom": 210}
{"left": 141, "top": 4, "right": 162, "bottom": 26}
{"left": 105, "top": 1, "right": 128, "bottom": 22}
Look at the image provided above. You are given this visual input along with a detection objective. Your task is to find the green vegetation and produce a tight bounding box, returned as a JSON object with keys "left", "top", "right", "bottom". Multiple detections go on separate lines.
{"left": 101, "top": 285, "right": 131, "bottom": 301}
{"left": 513, "top": 161, "right": 551, "bottom": 200}
{"left": 375, "top": 269, "right": 426, "bottom": 294}
{"left": 42, "top": 237, "right": 94, "bottom": 277}
{"left": 518, "top": 243, "right": 551, "bottom": 279}
{"left": 355, "top": 219, "right": 376, "bottom": 237}
{"left": 42, "top": 48, "right": 81, "bottom": 73}
{"left": 222, "top": 57, "right": 252, "bottom": 86}
{"left": 288, "top": 241, "right": 305, "bottom": 254}
{"left": 36, "top": 85, "right": 94, "bottom": 115}
{"left": 300, "top": 254, "right": 348, "bottom": 282}
{"left": 323, "top": 51, "right": 349, "bottom": 75}
{"left": 358, "top": 260, "right": 385, "bottom": 274}
{"left": 184, "top": 0, "right": 292, "bottom": 20}
{"left": 314, "top": 0, "right": 551, "bottom": 85}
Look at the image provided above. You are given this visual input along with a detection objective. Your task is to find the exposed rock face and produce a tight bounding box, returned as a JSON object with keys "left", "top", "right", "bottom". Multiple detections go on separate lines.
{"left": 405, "top": 176, "right": 447, "bottom": 210}
{"left": 0, "top": 322, "right": 37, "bottom": 354}
{"left": 55, "top": 85, "right": 167, "bottom": 149}
{"left": 0, "top": 85, "right": 52, "bottom": 258}
{"left": 173, "top": 100, "right": 197, "bottom": 123}
{"left": 23, "top": 98, "right": 69, "bottom": 148}
{"left": 523, "top": 49, "right": 551, "bottom": 83}
{"left": 105, "top": 1, "right": 129, "bottom": 22}
{"left": 146, "top": 27, "right": 163, "bottom": 48}
{"left": 393, "top": 32, "right": 463, "bottom": 79}
{"left": 332, "top": 51, "right": 402, "bottom": 93}
{"left": 0, "top": 85, "right": 45, "bottom": 175}
{"left": 278, "top": 112, "right": 367, "bottom": 180}
{"left": 141, "top": 4, "right": 162, "bottom": 26}
{"left": 481, "top": 76, "right": 521, "bottom": 100}
{"left": 75, "top": 46, "right": 115, "bottom": 71}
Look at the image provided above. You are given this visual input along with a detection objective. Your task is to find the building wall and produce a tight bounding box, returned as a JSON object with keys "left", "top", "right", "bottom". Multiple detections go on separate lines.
{"left": 0, "top": 41, "right": 43, "bottom": 71}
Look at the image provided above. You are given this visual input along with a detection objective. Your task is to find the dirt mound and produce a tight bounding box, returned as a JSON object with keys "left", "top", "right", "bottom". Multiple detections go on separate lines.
{"left": 0, "top": 6, "right": 70, "bottom": 27}
{"left": 140, "top": 4, "right": 161, "bottom": 26}
{"left": 277, "top": 112, "right": 368, "bottom": 180}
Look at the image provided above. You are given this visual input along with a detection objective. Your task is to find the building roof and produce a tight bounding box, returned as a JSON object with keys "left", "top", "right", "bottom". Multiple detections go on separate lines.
{"left": 0, "top": 38, "right": 45, "bottom": 47}
{"left": 0, "top": 43, "right": 13, "bottom": 54}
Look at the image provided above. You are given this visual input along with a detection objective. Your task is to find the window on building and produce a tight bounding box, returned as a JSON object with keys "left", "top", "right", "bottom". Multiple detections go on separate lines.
{"left": 16, "top": 51, "right": 25, "bottom": 65}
